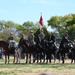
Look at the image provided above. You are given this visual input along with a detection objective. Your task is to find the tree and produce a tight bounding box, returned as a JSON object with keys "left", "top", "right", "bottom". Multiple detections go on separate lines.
{"left": 47, "top": 14, "right": 75, "bottom": 40}
{"left": 0, "top": 20, "right": 5, "bottom": 31}
{"left": 22, "top": 21, "right": 39, "bottom": 34}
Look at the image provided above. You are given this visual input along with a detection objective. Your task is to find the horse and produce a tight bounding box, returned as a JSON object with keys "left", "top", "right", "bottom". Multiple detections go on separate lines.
{"left": 15, "top": 39, "right": 38, "bottom": 64}
{"left": 69, "top": 42, "right": 75, "bottom": 63}
{"left": 15, "top": 37, "right": 58, "bottom": 64}
{"left": 58, "top": 39, "right": 72, "bottom": 64}
{"left": 33, "top": 36, "right": 48, "bottom": 64}
{"left": 44, "top": 40, "right": 57, "bottom": 64}
{"left": 0, "top": 40, "right": 16, "bottom": 64}
{"left": 15, "top": 37, "right": 51, "bottom": 64}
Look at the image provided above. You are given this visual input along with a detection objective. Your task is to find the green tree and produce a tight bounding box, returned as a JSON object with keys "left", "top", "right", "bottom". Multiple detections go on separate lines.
{"left": 22, "top": 21, "right": 39, "bottom": 34}
{"left": 47, "top": 14, "right": 75, "bottom": 40}
{"left": 0, "top": 20, "right": 5, "bottom": 31}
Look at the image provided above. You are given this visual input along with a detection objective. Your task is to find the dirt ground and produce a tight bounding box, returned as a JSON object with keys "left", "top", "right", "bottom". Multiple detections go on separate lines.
{"left": 0, "top": 68, "right": 74, "bottom": 75}
{"left": 0, "top": 58, "right": 75, "bottom": 75}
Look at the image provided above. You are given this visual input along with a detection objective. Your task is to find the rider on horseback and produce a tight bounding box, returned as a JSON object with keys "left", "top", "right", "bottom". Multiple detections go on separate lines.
{"left": 18, "top": 33, "right": 25, "bottom": 48}
{"left": 61, "top": 31, "right": 69, "bottom": 46}
{"left": 59, "top": 31, "right": 69, "bottom": 52}
{"left": 38, "top": 29, "right": 45, "bottom": 45}
{"left": 48, "top": 32, "right": 57, "bottom": 50}
{"left": 28, "top": 30, "right": 35, "bottom": 46}
{"left": 48, "top": 32, "right": 56, "bottom": 43}
{"left": 7, "top": 32, "right": 15, "bottom": 48}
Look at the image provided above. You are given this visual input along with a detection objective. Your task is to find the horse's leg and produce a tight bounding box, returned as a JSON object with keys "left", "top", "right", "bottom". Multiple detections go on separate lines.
{"left": 13, "top": 54, "right": 15, "bottom": 63}
{"left": 8, "top": 54, "right": 9, "bottom": 64}
{"left": 17, "top": 52, "right": 21, "bottom": 64}
{"left": 53, "top": 53, "right": 56, "bottom": 64}
{"left": 46, "top": 54, "right": 48, "bottom": 64}
{"left": 43, "top": 53, "right": 45, "bottom": 63}
{"left": 36, "top": 53, "right": 39, "bottom": 63}
{"left": 61, "top": 53, "right": 65, "bottom": 64}
{"left": 5, "top": 55, "right": 7, "bottom": 64}
{"left": 33, "top": 53, "right": 38, "bottom": 63}
{"left": 29, "top": 53, "right": 31, "bottom": 64}
{"left": 15, "top": 50, "right": 18, "bottom": 63}
{"left": 25, "top": 53, "right": 28, "bottom": 64}
{"left": 58, "top": 51, "right": 61, "bottom": 63}
{"left": 40, "top": 53, "right": 42, "bottom": 63}
{"left": 71, "top": 52, "right": 73, "bottom": 63}
{"left": 49, "top": 53, "right": 52, "bottom": 64}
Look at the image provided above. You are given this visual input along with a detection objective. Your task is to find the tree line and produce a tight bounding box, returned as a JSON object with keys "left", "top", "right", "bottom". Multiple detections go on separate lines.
{"left": 0, "top": 13, "right": 75, "bottom": 41}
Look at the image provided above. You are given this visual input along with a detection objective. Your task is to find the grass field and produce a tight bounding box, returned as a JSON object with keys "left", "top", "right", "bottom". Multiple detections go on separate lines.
{"left": 0, "top": 57, "right": 75, "bottom": 75}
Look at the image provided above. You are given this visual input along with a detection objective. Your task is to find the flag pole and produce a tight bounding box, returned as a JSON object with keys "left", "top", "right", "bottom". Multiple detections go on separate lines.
{"left": 39, "top": 13, "right": 44, "bottom": 30}
{"left": 40, "top": 13, "right": 42, "bottom": 30}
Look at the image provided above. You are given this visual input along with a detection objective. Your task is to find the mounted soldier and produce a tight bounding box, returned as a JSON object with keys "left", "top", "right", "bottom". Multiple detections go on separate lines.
{"left": 28, "top": 30, "right": 35, "bottom": 46}
{"left": 48, "top": 32, "right": 57, "bottom": 50}
{"left": 38, "top": 29, "right": 45, "bottom": 45}
{"left": 7, "top": 32, "right": 15, "bottom": 48}
{"left": 60, "top": 31, "right": 69, "bottom": 49}
{"left": 18, "top": 33, "right": 25, "bottom": 48}
{"left": 48, "top": 32, "right": 56, "bottom": 43}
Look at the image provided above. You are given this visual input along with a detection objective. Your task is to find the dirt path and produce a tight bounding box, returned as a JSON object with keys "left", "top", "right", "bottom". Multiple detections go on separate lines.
{"left": 0, "top": 67, "right": 75, "bottom": 75}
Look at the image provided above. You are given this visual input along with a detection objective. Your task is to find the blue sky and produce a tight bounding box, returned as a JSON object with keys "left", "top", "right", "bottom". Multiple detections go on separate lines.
{"left": 0, "top": 0, "right": 75, "bottom": 31}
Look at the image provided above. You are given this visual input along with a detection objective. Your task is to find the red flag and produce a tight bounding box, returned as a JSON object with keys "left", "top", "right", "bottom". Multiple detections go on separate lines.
{"left": 39, "top": 15, "right": 44, "bottom": 26}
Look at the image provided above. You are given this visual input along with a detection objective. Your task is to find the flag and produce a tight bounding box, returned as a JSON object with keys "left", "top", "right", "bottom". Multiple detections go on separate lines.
{"left": 39, "top": 15, "right": 44, "bottom": 26}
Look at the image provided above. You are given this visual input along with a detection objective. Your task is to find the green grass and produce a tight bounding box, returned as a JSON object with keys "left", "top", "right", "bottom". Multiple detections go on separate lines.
{"left": 0, "top": 58, "right": 75, "bottom": 75}
{"left": 0, "top": 58, "right": 75, "bottom": 69}
{"left": 0, "top": 62, "right": 75, "bottom": 69}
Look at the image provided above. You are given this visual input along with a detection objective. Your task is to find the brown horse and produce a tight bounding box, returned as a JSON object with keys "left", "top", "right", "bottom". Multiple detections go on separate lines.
{"left": 0, "top": 40, "right": 16, "bottom": 64}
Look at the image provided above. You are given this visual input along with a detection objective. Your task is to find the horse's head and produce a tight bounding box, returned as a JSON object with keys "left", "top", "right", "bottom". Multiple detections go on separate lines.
{"left": 0, "top": 40, "right": 9, "bottom": 51}
{"left": 0, "top": 40, "right": 9, "bottom": 47}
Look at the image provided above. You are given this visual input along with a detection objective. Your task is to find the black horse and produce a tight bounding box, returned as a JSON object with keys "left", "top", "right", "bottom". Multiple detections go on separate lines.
{"left": 16, "top": 38, "right": 38, "bottom": 64}
{"left": 0, "top": 40, "right": 16, "bottom": 64}
{"left": 69, "top": 42, "right": 75, "bottom": 63}
{"left": 45, "top": 40, "right": 57, "bottom": 64}
{"left": 58, "top": 38, "right": 72, "bottom": 64}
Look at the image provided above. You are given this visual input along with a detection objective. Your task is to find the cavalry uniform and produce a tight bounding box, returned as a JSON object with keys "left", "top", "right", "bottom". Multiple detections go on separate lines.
{"left": 28, "top": 31, "right": 35, "bottom": 46}
{"left": 7, "top": 33, "right": 15, "bottom": 48}
{"left": 7, "top": 36, "right": 14, "bottom": 43}
{"left": 28, "top": 34, "right": 35, "bottom": 45}
{"left": 18, "top": 33, "right": 25, "bottom": 47}
{"left": 48, "top": 32, "right": 57, "bottom": 50}
{"left": 59, "top": 31, "right": 69, "bottom": 53}
{"left": 48, "top": 33, "right": 56, "bottom": 43}
{"left": 38, "top": 29, "right": 45, "bottom": 48}
{"left": 61, "top": 34, "right": 69, "bottom": 47}
{"left": 38, "top": 30, "right": 45, "bottom": 43}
